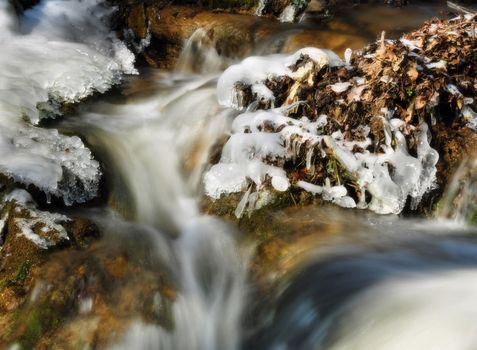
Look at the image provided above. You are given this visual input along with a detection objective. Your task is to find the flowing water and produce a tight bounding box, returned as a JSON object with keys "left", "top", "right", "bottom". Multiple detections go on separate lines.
{"left": 2, "top": 1, "right": 477, "bottom": 349}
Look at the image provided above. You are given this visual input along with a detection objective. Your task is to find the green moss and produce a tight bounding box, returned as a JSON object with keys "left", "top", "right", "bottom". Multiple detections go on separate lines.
{"left": 8, "top": 291, "right": 67, "bottom": 350}
{"left": 156, "top": 298, "right": 175, "bottom": 332}
{"left": 16, "top": 305, "right": 63, "bottom": 350}
{"left": 17, "top": 310, "right": 45, "bottom": 350}
{"left": 238, "top": 189, "right": 316, "bottom": 239}
{"left": 14, "top": 260, "right": 31, "bottom": 285}
{"left": 469, "top": 211, "right": 477, "bottom": 226}
{"left": 0, "top": 259, "right": 32, "bottom": 287}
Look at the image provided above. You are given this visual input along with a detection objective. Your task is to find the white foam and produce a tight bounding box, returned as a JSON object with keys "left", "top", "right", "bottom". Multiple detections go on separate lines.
{"left": 328, "top": 270, "right": 477, "bottom": 350}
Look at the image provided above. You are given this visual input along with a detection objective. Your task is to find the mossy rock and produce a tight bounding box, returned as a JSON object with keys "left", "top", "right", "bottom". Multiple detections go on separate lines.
{"left": 1, "top": 242, "right": 176, "bottom": 349}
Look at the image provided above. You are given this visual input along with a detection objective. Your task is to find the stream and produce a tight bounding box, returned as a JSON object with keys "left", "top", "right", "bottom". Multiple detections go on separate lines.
{"left": 2, "top": 0, "right": 477, "bottom": 349}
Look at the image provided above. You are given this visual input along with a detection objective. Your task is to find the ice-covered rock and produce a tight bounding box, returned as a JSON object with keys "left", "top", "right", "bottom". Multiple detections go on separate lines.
{"left": 2, "top": 189, "right": 70, "bottom": 249}
{"left": 0, "top": 0, "right": 136, "bottom": 203}
{"left": 0, "top": 126, "right": 101, "bottom": 205}
{"left": 205, "top": 47, "right": 440, "bottom": 215}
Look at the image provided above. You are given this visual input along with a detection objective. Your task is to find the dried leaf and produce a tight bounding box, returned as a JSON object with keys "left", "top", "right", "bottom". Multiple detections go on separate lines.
{"left": 347, "top": 85, "right": 367, "bottom": 104}
{"left": 405, "top": 101, "right": 415, "bottom": 123}
{"left": 392, "top": 57, "right": 404, "bottom": 72}
{"left": 415, "top": 96, "right": 427, "bottom": 109}
{"left": 407, "top": 63, "right": 419, "bottom": 82}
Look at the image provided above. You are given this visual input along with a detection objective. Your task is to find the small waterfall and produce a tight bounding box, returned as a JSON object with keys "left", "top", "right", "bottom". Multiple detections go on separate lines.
{"left": 279, "top": 5, "right": 298, "bottom": 23}
{"left": 170, "top": 217, "right": 248, "bottom": 350}
{"left": 66, "top": 69, "right": 247, "bottom": 349}
{"left": 437, "top": 155, "right": 477, "bottom": 224}
{"left": 176, "top": 28, "right": 226, "bottom": 74}
{"left": 255, "top": 0, "right": 267, "bottom": 16}
{"left": 73, "top": 73, "right": 234, "bottom": 233}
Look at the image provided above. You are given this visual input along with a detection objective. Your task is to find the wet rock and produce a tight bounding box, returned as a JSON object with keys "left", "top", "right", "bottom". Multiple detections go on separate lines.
{"left": 0, "top": 206, "right": 175, "bottom": 349}
{"left": 113, "top": 1, "right": 377, "bottom": 70}
{"left": 0, "top": 182, "right": 175, "bottom": 349}
{"left": 112, "top": 4, "right": 279, "bottom": 69}
{"left": 223, "top": 201, "right": 375, "bottom": 341}
{"left": 282, "top": 30, "right": 368, "bottom": 58}
{"left": 65, "top": 217, "right": 101, "bottom": 249}
{"left": 111, "top": 1, "right": 412, "bottom": 70}
{"left": 0, "top": 188, "right": 132, "bottom": 349}
{"left": 0, "top": 191, "right": 100, "bottom": 290}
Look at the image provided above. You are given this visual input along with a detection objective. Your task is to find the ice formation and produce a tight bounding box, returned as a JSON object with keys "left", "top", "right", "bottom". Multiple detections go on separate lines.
{"left": 0, "top": 126, "right": 101, "bottom": 205}
{"left": 0, "top": 0, "right": 136, "bottom": 203}
{"left": 206, "top": 48, "right": 440, "bottom": 215}
{"left": 217, "top": 48, "right": 342, "bottom": 109}
{"left": 1, "top": 189, "right": 70, "bottom": 249}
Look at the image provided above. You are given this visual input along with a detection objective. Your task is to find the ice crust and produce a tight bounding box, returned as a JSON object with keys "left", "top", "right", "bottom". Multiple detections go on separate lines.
{"left": 0, "top": 126, "right": 101, "bottom": 205}
{"left": 0, "top": 0, "right": 136, "bottom": 203}
{"left": 217, "top": 48, "right": 342, "bottom": 109}
{"left": 2, "top": 189, "right": 70, "bottom": 249}
{"left": 206, "top": 49, "right": 439, "bottom": 214}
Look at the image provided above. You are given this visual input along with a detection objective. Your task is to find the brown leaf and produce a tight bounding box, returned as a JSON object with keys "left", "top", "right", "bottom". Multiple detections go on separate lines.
{"left": 450, "top": 58, "right": 460, "bottom": 65}
{"left": 415, "top": 96, "right": 427, "bottom": 110}
{"left": 405, "top": 101, "right": 415, "bottom": 123}
{"left": 361, "top": 90, "right": 374, "bottom": 103}
{"left": 392, "top": 57, "right": 404, "bottom": 72}
{"left": 407, "top": 63, "right": 419, "bottom": 82}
